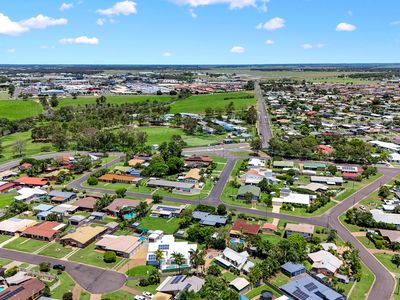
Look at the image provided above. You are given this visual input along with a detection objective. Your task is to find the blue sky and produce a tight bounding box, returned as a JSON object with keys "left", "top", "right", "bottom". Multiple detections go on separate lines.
{"left": 0, "top": 0, "right": 399, "bottom": 64}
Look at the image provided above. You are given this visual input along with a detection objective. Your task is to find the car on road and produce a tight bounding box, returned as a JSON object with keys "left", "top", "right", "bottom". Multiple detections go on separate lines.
{"left": 143, "top": 292, "right": 154, "bottom": 298}
{"left": 134, "top": 296, "right": 146, "bottom": 300}
{"left": 53, "top": 264, "right": 66, "bottom": 271}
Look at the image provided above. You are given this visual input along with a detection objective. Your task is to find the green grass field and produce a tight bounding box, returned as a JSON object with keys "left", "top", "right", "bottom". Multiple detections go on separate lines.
{"left": 126, "top": 265, "right": 156, "bottom": 277}
{"left": 68, "top": 243, "right": 123, "bottom": 269}
{"left": 39, "top": 243, "right": 74, "bottom": 259}
{"left": 51, "top": 271, "right": 76, "bottom": 299}
{"left": 169, "top": 92, "right": 256, "bottom": 114}
{"left": 0, "top": 100, "right": 43, "bottom": 120}
{"left": 139, "top": 126, "right": 225, "bottom": 147}
{"left": 139, "top": 216, "right": 180, "bottom": 234}
{"left": 101, "top": 290, "right": 134, "bottom": 300}
{"left": 348, "top": 262, "right": 374, "bottom": 300}
{"left": 126, "top": 279, "right": 158, "bottom": 294}
{"left": 335, "top": 172, "right": 383, "bottom": 201}
{"left": 3, "top": 237, "right": 47, "bottom": 252}
{"left": 245, "top": 284, "right": 281, "bottom": 298}
{"left": 374, "top": 253, "right": 400, "bottom": 273}
{"left": 57, "top": 95, "right": 174, "bottom": 108}
{"left": 0, "top": 194, "right": 15, "bottom": 208}
{"left": 0, "top": 131, "right": 55, "bottom": 163}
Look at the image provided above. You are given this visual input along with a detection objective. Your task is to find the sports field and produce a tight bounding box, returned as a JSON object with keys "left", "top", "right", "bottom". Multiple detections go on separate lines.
{"left": 169, "top": 92, "right": 256, "bottom": 114}
{"left": 56, "top": 95, "right": 174, "bottom": 108}
{"left": 0, "top": 100, "right": 43, "bottom": 120}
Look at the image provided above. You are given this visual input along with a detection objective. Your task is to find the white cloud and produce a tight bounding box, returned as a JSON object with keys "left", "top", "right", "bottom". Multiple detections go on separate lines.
{"left": 0, "top": 13, "right": 28, "bottom": 36}
{"left": 96, "top": 18, "right": 106, "bottom": 26}
{"left": 230, "top": 46, "right": 245, "bottom": 53}
{"left": 391, "top": 20, "right": 400, "bottom": 25}
{"left": 301, "top": 43, "right": 313, "bottom": 49}
{"left": 40, "top": 45, "right": 55, "bottom": 49}
{"left": 60, "top": 3, "right": 74, "bottom": 11}
{"left": 163, "top": 52, "right": 172, "bottom": 57}
{"left": 189, "top": 9, "right": 198, "bottom": 18}
{"left": 301, "top": 43, "right": 325, "bottom": 49}
{"left": 256, "top": 17, "right": 285, "bottom": 31}
{"left": 59, "top": 36, "right": 99, "bottom": 45}
{"left": 171, "top": 0, "right": 257, "bottom": 9}
{"left": 258, "top": 0, "right": 269, "bottom": 12}
{"left": 336, "top": 22, "right": 356, "bottom": 31}
{"left": 97, "top": 1, "right": 137, "bottom": 16}
{"left": 7, "top": 48, "right": 16, "bottom": 53}
{"left": 20, "top": 14, "right": 68, "bottom": 29}
{"left": 265, "top": 39, "right": 274, "bottom": 45}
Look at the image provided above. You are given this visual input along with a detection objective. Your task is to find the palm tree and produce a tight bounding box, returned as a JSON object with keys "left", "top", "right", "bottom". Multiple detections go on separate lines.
{"left": 155, "top": 249, "right": 164, "bottom": 270}
{"left": 171, "top": 252, "right": 185, "bottom": 274}
{"left": 189, "top": 249, "right": 205, "bottom": 274}
{"left": 135, "top": 201, "right": 148, "bottom": 217}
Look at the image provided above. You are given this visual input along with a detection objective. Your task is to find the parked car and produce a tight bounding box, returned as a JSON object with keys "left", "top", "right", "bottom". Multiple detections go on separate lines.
{"left": 53, "top": 264, "right": 66, "bottom": 271}
{"left": 143, "top": 292, "right": 154, "bottom": 299}
{"left": 134, "top": 296, "right": 146, "bottom": 300}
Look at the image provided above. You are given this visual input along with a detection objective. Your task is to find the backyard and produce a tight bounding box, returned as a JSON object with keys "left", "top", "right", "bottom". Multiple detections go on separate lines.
{"left": 139, "top": 215, "right": 180, "bottom": 234}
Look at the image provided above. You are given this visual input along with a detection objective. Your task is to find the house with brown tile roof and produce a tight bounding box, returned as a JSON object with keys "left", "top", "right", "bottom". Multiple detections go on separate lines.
{"left": 0, "top": 278, "right": 45, "bottom": 299}
{"left": 230, "top": 219, "right": 260, "bottom": 236}
{"left": 103, "top": 198, "right": 143, "bottom": 215}
{"left": 72, "top": 196, "right": 99, "bottom": 211}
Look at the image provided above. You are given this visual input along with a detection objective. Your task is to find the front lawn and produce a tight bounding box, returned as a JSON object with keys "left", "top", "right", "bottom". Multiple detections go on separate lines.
{"left": 126, "top": 280, "right": 158, "bottom": 294}
{"left": 374, "top": 253, "right": 400, "bottom": 273}
{"left": 39, "top": 243, "right": 74, "bottom": 259}
{"left": 101, "top": 290, "right": 134, "bottom": 300}
{"left": 0, "top": 194, "right": 15, "bottom": 208}
{"left": 245, "top": 284, "right": 281, "bottom": 299}
{"left": 139, "top": 216, "right": 180, "bottom": 234}
{"left": 3, "top": 237, "right": 47, "bottom": 252}
{"left": 260, "top": 234, "right": 282, "bottom": 245}
{"left": 269, "top": 272, "right": 290, "bottom": 287}
{"left": 335, "top": 172, "right": 383, "bottom": 201}
{"left": 68, "top": 243, "right": 122, "bottom": 269}
{"left": 0, "top": 234, "right": 11, "bottom": 244}
{"left": 348, "top": 262, "right": 374, "bottom": 300}
{"left": 126, "top": 265, "right": 156, "bottom": 277}
{"left": 51, "top": 271, "right": 76, "bottom": 299}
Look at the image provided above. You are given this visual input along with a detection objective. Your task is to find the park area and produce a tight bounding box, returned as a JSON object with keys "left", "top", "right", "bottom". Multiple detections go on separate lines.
{"left": 0, "top": 100, "right": 43, "bottom": 120}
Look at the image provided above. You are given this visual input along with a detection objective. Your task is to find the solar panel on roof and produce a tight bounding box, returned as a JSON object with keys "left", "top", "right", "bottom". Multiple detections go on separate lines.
{"left": 2, "top": 287, "right": 25, "bottom": 300}
{"left": 293, "top": 289, "right": 309, "bottom": 300}
{"left": 171, "top": 275, "right": 184, "bottom": 284}
{"left": 304, "top": 282, "right": 318, "bottom": 292}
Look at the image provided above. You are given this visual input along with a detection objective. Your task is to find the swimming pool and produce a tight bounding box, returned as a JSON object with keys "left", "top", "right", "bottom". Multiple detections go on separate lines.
{"left": 123, "top": 212, "right": 137, "bottom": 219}
{"left": 230, "top": 238, "right": 244, "bottom": 245}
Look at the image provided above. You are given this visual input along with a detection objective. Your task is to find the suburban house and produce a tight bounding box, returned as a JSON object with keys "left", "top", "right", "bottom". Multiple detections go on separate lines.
{"left": 192, "top": 211, "right": 227, "bottom": 226}
{"left": 0, "top": 278, "right": 45, "bottom": 300}
{"left": 147, "top": 179, "right": 195, "bottom": 194}
{"left": 150, "top": 204, "right": 186, "bottom": 219}
{"left": 241, "top": 169, "right": 265, "bottom": 185}
{"left": 215, "top": 247, "right": 255, "bottom": 273}
{"left": 95, "top": 235, "right": 143, "bottom": 258}
{"left": 147, "top": 235, "right": 197, "bottom": 271}
{"left": 273, "top": 161, "right": 294, "bottom": 169}
{"left": 98, "top": 174, "right": 143, "bottom": 184}
{"left": 308, "top": 250, "right": 343, "bottom": 276}
{"left": 229, "top": 277, "right": 250, "bottom": 294}
{"left": 60, "top": 225, "right": 107, "bottom": 248}
{"left": 272, "top": 192, "right": 311, "bottom": 207}
{"left": 128, "top": 158, "right": 145, "bottom": 167}
{"left": 50, "top": 204, "right": 78, "bottom": 217}
{"left": 237, "top": 185, "right": 261, "bottom": 201}
{"left": 299, "top": 183, "right": 328, "bottom": 193}
{"left": 285, "top": 223, "right": 315, "bottom": 240}
{"left": 68, "top": 215, "right": 88, "bottom": 226}
{"left": 0, "top": 170, "right": 17, "bottom": 180}
{"left": 303, "top": 162, "right": 327, "bottom": 170}
{"left": 156, "top": 275, "right": 205, "bottom": 296}
{"left": 184, "top": 155, "right": 213, "bottom": 167}
{"left": 21, "top": 221, "right": 65, "bottom": 241}
{"left": 230, "top": 219, "right": 261, "bottom": 236}
{"left": 379, "top": 229, "right": 400, "bottom": 244}
{"left": 103, "top": 198, "right": 143, "bottom": 216}
{"left": 183, "top": 168, "right": 201, "bottom": 183}
{"left": 0, "top": 218, "right": 37, "bottom": 235}
{"left": 281, "top": 262, "right": 307, "bottom": 277}
{"left": 261, "top": 223, "right": 277, "bottom": 234}
{"left": 247, "top": 158, "right": 266, "bottom": 169}
{"left": 13, "top": 177, "right": 49, "bottom": 187}
{"left": 310, "top": 176, "right": 343, "bottom": 186}
{"left": 48, "top": 191, "right": 76, "bottom": 203}
{"left": 281, "top": 274, "right": 346, "bottom": 300}
{"left": 72, "top": 196, "right": 99, "bottom": 212}
{"left": 14, "top": 187, "right": 47, "bottom": 202}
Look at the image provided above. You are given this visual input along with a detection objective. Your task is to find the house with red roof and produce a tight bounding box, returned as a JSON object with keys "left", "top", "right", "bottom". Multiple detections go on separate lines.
{"left": 261, "top": 223, "right": 277, "bottom": 234}
{"left": 14, "top": 177, "right": 49, "bottom": 187}
{"left": 342, "top": 172, "right": 360, "bottom": 181}
{"left": 19, "top": 163, "right": 32, "bottom": 171}
{"left": 317, "top": 145, "right": 333, "bottom": 155}
{"left": 230, "top": 219, "right": 260, "bottom": 236}
{"left": 21, "top": 221, "right": 65, "bottom": 241}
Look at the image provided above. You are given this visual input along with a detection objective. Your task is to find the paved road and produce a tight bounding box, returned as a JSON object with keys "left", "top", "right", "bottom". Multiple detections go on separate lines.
{"left": 255, "top": 81, "right": 273, "bottom": 148}
{"left": 0, "top": 248, "right": 126, "bottom": 294}
{"left": 1, "top": 147, "right": 400, "bottom": 298}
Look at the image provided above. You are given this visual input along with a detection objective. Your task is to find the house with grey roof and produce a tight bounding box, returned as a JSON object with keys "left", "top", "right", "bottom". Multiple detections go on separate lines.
{"left": 156, "top": 275, "right": 205, "bottom": 296}
{"left": 192, "top": 211, "right": 227, "bottom": 226}
{"left": 237, "top": 185, "right": 261, "bottom": 201}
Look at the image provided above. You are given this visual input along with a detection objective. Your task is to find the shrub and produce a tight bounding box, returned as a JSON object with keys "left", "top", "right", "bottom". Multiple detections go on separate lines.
{"left": 87, "top": 176, "right": 98, "bottom": 186}
{"left": 139, "top": 278, "right": 150, "bottom": 286}
{"left": 103, "top": 251, "right": 117, "bottom": 263}
{"left": 39, "top": 262, "right": 51, "bottom": 272}
{"left": 5, "top": 266, "right": 18, "bottom": 277}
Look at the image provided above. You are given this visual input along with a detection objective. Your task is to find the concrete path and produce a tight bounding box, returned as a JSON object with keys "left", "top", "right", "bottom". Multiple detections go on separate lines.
{"left": 72, "top": 284, "right": 82, "bottom": 300}
{"left": 352, "top": 232, "right": 367, "bottom": 237}
{"left": 272, "top": 205, "right": 281, "bottom": 226}
{"left": 0, "top": 235, "right": 18, "bottom": 248}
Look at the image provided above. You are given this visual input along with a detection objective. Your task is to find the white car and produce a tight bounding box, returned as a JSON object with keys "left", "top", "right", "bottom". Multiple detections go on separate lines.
{"left": 143, "top": 291, "right": 154, "bottom": 299}
{"left": 134, "top": 296, "right": 146, "bottom": 300}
